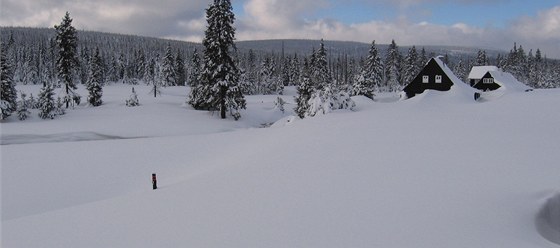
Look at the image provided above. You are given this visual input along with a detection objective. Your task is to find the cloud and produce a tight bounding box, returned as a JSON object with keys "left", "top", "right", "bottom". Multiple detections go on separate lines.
{"left": 1, "top": 0, "right": 558, "bottom": 58}
{"left": 0, "top": 0, "right": 207, "bottom": 38}
{"left": 236, "top": 1, "right": 560, "bottom": 58}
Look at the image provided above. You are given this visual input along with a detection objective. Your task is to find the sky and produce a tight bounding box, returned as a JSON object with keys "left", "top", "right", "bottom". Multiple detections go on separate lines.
{"left": 1, "top": 0, "right": 559, "bottom": 58}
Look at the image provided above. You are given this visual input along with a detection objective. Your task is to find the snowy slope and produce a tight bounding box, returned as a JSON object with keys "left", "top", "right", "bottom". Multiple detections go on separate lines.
{"left": 2, "top": 85, "right": 560, "bottom": 247}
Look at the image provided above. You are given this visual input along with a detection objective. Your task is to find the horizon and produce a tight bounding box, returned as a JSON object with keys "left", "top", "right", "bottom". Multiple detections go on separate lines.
{"left": 1, "top": 0, "right": 559, "bottom": 58}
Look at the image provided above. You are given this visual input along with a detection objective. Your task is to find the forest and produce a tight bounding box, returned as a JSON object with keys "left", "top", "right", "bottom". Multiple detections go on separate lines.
{"left": 2, "top": 26, "right": 559, "bottom": 92}
{"left": 2, "top": 23, "right": 560, "bottom": 121}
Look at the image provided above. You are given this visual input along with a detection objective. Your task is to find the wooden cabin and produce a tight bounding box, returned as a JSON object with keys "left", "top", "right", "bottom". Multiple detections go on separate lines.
{"left": 473, "top": 70, "right": 531, "bottom": 92}
{"left": 467, "top": 66, "right": 498, "bottom": 86}
{"left": 402, "top": 57, "right": 464, "bottom": 99}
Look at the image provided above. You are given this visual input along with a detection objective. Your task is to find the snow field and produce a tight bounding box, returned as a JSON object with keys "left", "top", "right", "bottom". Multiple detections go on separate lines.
{"left": 2, "top": 85, "right": 560, "bottom": 247}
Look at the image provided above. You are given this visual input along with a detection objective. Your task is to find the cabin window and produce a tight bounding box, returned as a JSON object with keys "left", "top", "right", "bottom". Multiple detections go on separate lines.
{"left": 483, "top": 78, "right": 494, "bottom": 84}
{"left": 422, "top": 75, "right": 429, "bottom": 83}
{"left": 435, "top": 75, "right": 442, "bottom": 83}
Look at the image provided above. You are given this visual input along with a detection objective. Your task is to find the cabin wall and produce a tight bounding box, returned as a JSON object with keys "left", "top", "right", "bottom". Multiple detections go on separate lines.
{"left": 473, "top": 72, "right": 501, "bottom": 91}
{"left": 403, "top": 59, "right": 454, "bottom": 98}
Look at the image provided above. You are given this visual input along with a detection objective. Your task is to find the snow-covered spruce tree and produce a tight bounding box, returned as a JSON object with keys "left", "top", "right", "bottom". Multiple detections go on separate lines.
{"left": 240, "top": 49, "right": 257, "bottom": 95}
{"left": 453, "top": 58, "right": 468, "bottom": 83}
{"left": 306, "top": 85, "right": 355, "bottom": 117}
{"left": 305, "top": 40, "right": 355, "bottom": 117}
{"left": 403, "top": 46, "right": 420, "bottom": 85}
{"left": 294, "top": 58, "right": 313, "bottom": 119}
{"left": 160, "top": 44, "right": 176, "bottom": 87}
{"left": 126, "top": 87, "right": 140, "bottom": 107}
{"left": 37, "top": 83, "right": 56, "bottom": 119}
{"left": 187, "top": 49, "right": 201, "bottom": 87}
{"left": 311, "top": 39, "right": 331, "bottom": 91}
{"left": 16, "top": 92, "right": 31, "bottom": 121}
{"left": 188, "top": 0, "right": 246, "bottom": 120}
{"left": 352, "top": 40, "right": 382, "bottom": 99}
{"left": 1, "top": 45, "right": 18, "bottom": 120}
{"left": 259, "top": 56, "right": 283, "bottom": 94}
{"left": 55, "top": 97, "right": 66, "bottom": 116}
{"left": 86, "top": 47, "right": 104, "bottom": 106}
{"left": 475, "top": 50, "right": 489, "bottom": 66}
{"left": 54, "top": 11, "right": 80, "bottom": 108}
{"left": 28, "top": 93, "right": 38, "bottom": 109}
{"left": 418, "top": 47, "right": 428, "bottom": 69}
{"left": 384, "top": 39, "right": 403, "bottom": 92}
{"left": 175, "top": 50, "right": 186, "bottom": 86}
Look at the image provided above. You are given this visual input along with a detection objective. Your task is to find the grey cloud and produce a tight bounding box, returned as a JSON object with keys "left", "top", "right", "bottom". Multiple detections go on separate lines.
{"left": 0, "top": 0, "right": 208, "bottom": 38}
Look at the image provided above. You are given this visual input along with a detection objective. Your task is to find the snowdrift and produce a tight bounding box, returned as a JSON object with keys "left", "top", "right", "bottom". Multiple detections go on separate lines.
{"left": 2, "top": 85, "right": 560, "bottom": 248}
{"left": 537, "top": 192, "right": 560, "bottom": 245}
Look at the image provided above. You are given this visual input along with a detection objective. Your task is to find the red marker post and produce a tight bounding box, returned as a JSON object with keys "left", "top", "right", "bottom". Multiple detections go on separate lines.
{"left": 152, "top": 173, "right": 157, "bottom": 190}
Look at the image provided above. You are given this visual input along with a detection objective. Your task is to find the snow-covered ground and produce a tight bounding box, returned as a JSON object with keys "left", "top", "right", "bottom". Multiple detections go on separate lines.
{"left": 2, "top": 84, "right": 559, "bottom": 247}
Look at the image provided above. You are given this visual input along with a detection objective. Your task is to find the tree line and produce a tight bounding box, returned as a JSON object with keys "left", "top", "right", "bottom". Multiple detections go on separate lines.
{"left": 2, "top": 1, "right": 559, "bottom": 120}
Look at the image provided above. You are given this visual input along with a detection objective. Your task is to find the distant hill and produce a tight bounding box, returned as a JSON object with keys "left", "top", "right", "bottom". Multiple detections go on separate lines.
{"left": 1, "top": 27, "right": 503, "bottom": 62}
{"left": 235, "top": 39, "right": 504, "bottom": 61}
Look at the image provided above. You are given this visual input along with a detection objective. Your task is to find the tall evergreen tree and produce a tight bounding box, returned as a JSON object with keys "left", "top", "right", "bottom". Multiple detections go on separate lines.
{"left": 175, "top": 49, "right": 186, "bottom": 86}
{"left": 352, "top": 40, "right": 382, "bottom": 99}
{"left": 188, "top": 0, "right": 245, "bottom": 120}
{"left": 1, "top": 45, "right": 18, "bottom": 120}
{"left": 418, "top": 47, "right": 428, "bottom": 68}
{"left": 384, "top": 39, "right": 402, "bottom": 91}
{"left": 187, "top": 49, "right": 201, "bottom": 87}
{"left": 160, "top": 44, "right": 176, "bottom": 87}
{"left": 136, "top": 49, "right": 147, "bottom": 81}
{"left": 453, "top": 58, "right": 469, "bottom": 83}
{"left": 475, "top": 50, "right": 488, "bottom": 66}
{"left": 294, "top": 58, "right": 313, "bottom": 118}
{"left": 54, "top": 11, "right": 79, "bottom": 108}
{"left": 258, "top": 56, "right": 283, "bottom": 94}
{"left": 86, "top": 47, "right": 104, "bottom": 106}
{"left": 311, "top": 39, "right": 331, "bottom": 90}
{"left": 402, "top": 46, "right": 420, "bottom": 85}
{"left": 37, "top": 83, "right": 56, "bottom": 119}
{"left": 16, "top": 92, "right": 31, "bottom": 121}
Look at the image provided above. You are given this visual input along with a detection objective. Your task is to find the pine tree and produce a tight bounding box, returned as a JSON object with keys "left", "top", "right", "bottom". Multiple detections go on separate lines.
{"left": 311, "top": 39, "right": 331, "bottom": 91}
{"left": 475, "top": 50, "right": 488, "bottom": 66}
{"left": 259, "top": 56, "right": 283, "bottom": 94}
{"left": 126, "top": 87, "right": 140, "bottom": 107}
{"left": 418, "top": 47, "right": 428, "bottom": 69}
{"left": 533, "top": 49, "right": 545, "bottom": 88}
{"left": 160, "top": 44, "right": 176, "bottom": 87}
{"left": 16, "top": 92, "right": 31, "bottom": 121}
{"left": 187, "top": 49, "right": 201, "bottom": 87}
{"left": 453, "top": 58, "right": 468, "bottom": 83}
{"left": 54, "top": 11, "right": 79, "bottom": 108}
{"left": 28, "top": 93, "right": 38, "bottom": 109}
{"left": 402, "top": 46, "right": 419, "bottom": 85}
{"left": 305, "top": 40, "right": 355, "bottom": 117}
{"left": 294, "top": 58, "right": 313, "bottom": 118}
{"left": 188, "top": 0, "right": 245, "bottom": 120}
{"left": 384, "top": 40, "right": 402, "bottom": 91}
{"left": 352, "top": 40, "right": 382, "bottom": 99}
{"left": 136, "top": 49, "right": 146, "bottom": 81}
{"left": 55, "top": 97, "right": 66, "bottom": 116}
{"left": 241, "top": 49, "right": 257, "bottom": 94}
{"left": 175, "top": 50, "right": 186, "bottom": 86}
{"left": 86, "top": 47, "right": 104, "bottom": 106}
{"left": 37, "top": 83, "right": 56, "bottom": 119}
{"left": 1, "top": 45, "right": 18, "bottom": 120}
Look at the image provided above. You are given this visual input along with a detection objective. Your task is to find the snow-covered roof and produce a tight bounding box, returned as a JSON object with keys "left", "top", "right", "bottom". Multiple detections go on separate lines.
{"left": 487, "top": 71, "right": 531, "bottom": 92}
{"left": 468, "top": 66, "right": 499, "bottom": 79}
{"left": 410, "top": 57, "right": 475, "bottom": 103}
{"left": 434, "top": 56, "right": 464, "bottom": 85}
